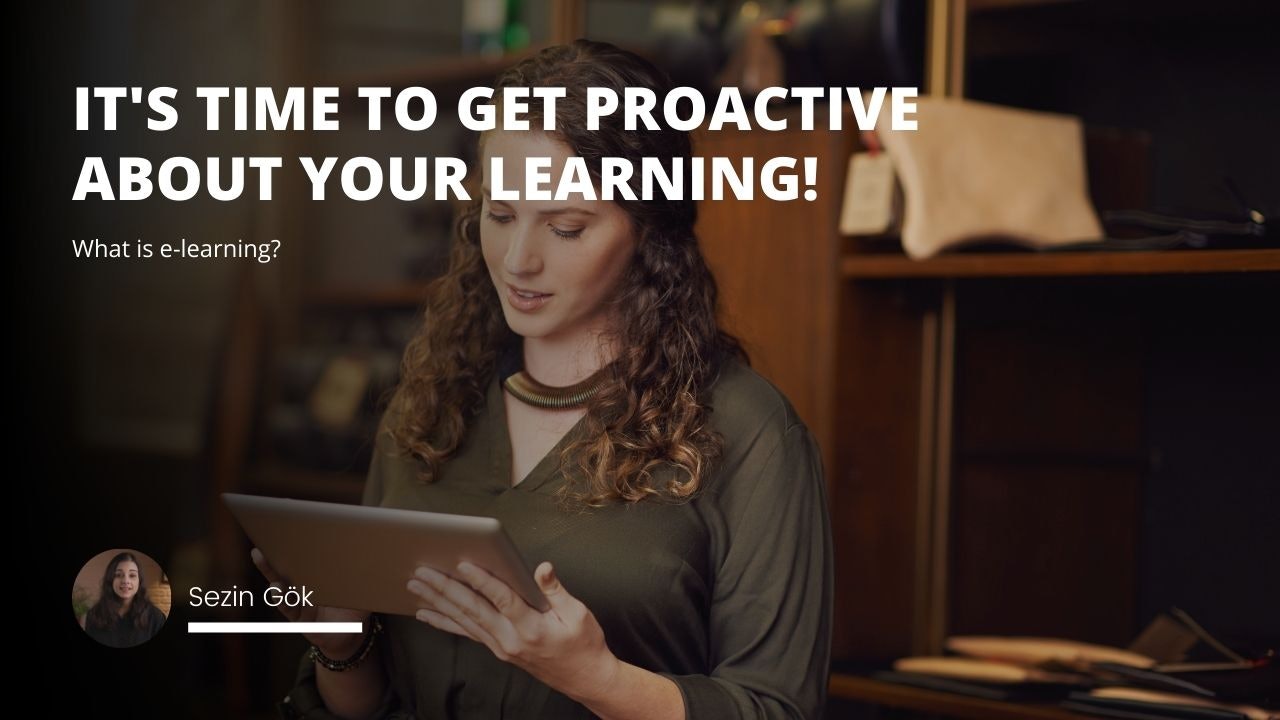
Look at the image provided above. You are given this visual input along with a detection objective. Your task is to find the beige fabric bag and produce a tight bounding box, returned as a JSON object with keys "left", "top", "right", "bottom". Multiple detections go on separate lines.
{"left": 874, "top": 97, "right": 1104, "bottom": 259}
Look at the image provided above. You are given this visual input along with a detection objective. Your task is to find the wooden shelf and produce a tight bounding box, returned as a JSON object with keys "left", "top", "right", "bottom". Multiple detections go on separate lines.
{"left": 249, "top": 462, "right": 365, "bottom": 504}
{"left": 829, "top": 674, "right": 1084, "bottom": 720}
{"left": 303, "top": 283, "right": 431, "bottom": 309}
{"left": 840, "top": 248, "right": 1280, "bottom": 279}
{"left": 967, "top": 0, "right": 1082, "bottom": 12}
{"left": 337, "top": 48, "right": 541, "bottom": 99}
{"left": 306, "top": 251, "right": 1280, "bottom": 304}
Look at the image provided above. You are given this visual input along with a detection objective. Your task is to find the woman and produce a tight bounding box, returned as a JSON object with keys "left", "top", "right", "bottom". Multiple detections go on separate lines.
{"left": 257, "top": 39, "right": 832, "bottom": 720}
{"left": 82, "top": 551, "right": 167, "bottom": 648}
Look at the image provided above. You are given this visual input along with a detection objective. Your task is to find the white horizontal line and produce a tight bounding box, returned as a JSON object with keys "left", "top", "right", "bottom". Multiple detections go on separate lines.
{"left": 187, "top": 622, "right": 365, "bottom": 634}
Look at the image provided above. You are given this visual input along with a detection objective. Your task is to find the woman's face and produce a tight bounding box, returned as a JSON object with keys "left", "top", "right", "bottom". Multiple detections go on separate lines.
{"left": 480, "top": 130, "right": 637, "bottom": 345}
{"left": 112, "top": 560, "right": 139, "bottom": 601}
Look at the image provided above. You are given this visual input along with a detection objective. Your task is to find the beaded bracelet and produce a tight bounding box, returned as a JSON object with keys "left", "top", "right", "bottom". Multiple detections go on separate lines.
{"left": 309, "top": 615, "right": 383, "bottom": 672}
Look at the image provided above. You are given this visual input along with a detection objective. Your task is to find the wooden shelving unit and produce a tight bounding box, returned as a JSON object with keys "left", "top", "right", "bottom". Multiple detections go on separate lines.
{"left": 224, "top": 10, "right": 590, "bottom": 715}
{"left": 701, "top": 3, "right": 1278, "bottom": 717}
{"left": 303, "top": 283, "right": 432, "bottom": 309}
{"left": 840, "top": 248, "right": 1280, "bottom": 279}
{"left": 828, "top": 674, "right": 1083, "bottom": 720}
{"left": 260, "top": 1, "right": 587, "bottom": 502}
{"left": 249, "top": 462, "right": 364, "bottom": 505}
{"left": 334, "top": 47, "right": 544, "bottom": 115}
{"left": 966, "top": 0, "right": 1080, "bottom": 12}
{"left": 338, "top": 47, "right": 541, "bottom": 94}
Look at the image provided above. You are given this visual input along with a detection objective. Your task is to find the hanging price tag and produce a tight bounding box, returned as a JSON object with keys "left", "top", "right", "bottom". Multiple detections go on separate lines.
{"left": 838, "top": 151, "right": 897, "bottom": 236}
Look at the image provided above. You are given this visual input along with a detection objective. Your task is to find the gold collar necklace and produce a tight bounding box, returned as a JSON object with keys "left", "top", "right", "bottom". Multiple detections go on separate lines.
{"left": 503, "top": 367, "right": 608, "bottom": 410}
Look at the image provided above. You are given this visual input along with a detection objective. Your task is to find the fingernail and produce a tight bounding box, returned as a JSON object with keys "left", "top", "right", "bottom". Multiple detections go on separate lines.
{"left": 416, "top": 566, "right": 439, "bottom": 582}
{"left": 456, "top": 561, "right": 474, "bottom": 575}
{"left": 250, "top": 548, "right": 262, "bottom": 561}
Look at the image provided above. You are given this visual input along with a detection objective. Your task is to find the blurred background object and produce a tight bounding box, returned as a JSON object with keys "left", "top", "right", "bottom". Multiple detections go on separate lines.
{"left": 645, "top": 0, "right": 926, "bottom": 93}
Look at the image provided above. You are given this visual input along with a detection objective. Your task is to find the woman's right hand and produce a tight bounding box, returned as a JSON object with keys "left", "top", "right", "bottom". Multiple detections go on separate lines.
{"left": 250, "top": 547, "right": 372, "bottom": 658}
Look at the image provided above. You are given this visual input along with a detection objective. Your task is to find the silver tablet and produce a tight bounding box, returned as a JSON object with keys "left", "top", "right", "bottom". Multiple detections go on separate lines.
{"left": 223, "top": 493, "right": 549, "bottom": 616}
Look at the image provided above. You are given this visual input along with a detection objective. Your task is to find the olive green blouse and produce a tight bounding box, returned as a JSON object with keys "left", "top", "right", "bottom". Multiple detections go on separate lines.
{"left": 282, "top": 359, "right": 833, "bottom": 719}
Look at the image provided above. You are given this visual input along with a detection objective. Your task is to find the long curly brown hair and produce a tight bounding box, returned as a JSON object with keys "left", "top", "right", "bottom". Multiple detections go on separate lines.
{"left": 388, "top": 40, "right": 744, "bottom": 505}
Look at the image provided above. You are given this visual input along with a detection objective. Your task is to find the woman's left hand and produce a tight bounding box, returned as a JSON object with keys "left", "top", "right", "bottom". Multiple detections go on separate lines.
{"left": 408, "top": 561, "right": 620, "bottom": 703}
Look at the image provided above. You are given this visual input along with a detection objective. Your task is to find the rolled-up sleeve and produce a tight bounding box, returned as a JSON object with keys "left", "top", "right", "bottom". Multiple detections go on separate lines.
{"left": 661, "top": 421, "right": 833, "bottom": 719}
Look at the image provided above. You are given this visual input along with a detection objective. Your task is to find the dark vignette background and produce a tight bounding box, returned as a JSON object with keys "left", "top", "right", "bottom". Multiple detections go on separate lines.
{"left": 22, "top": 4, "right": 229, "bottom": 714}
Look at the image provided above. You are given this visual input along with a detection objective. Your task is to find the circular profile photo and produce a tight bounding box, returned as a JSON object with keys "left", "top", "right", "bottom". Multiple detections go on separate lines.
{"left": 73, "top": 549, "right": 171, "bottom": 648}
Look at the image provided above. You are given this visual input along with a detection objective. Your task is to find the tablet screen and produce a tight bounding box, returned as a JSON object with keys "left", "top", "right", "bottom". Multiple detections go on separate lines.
{"left": 223, "top": 493, "right": 549, "bottom": 616}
